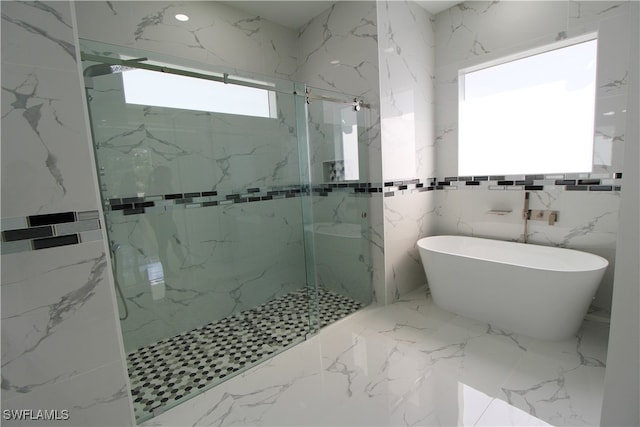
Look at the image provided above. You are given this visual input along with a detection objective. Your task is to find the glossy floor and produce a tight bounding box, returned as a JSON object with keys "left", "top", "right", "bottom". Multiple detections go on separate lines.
{"left": 143, "top": 288, "right": 609, "bottom": 426}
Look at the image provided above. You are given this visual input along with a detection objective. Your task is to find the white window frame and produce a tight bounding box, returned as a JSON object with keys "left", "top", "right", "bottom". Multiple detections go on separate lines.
{"left": 121, "top": 67, "right": 277, "bottom": 119}
{"left": 458, "top": 33, "right": 598, "bottom": 176}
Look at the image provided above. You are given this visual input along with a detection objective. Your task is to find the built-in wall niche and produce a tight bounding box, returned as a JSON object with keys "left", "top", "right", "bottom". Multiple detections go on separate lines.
{"left": 323, "top": 160, "right": 346, "bottom": 182}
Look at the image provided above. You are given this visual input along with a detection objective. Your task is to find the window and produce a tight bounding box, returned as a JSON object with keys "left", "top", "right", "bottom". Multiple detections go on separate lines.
{"left": 339, "top": 106, "right": 359, "bottom": 181}
{"left": 122, "top": 69, "right": 277, "bottom": 119}
{"left": 458, "top": 36, "right": 598, "bottom": 176}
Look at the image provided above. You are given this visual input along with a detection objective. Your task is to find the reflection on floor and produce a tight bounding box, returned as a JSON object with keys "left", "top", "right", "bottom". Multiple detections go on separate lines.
{"left": 142, "top": 288, "right": 609, "bottom": 427}
{"left": 128, "top": 288, "right": 364, "bottom": 421}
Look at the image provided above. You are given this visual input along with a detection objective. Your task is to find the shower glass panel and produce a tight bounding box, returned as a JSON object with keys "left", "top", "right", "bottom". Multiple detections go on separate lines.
{"left": 305, "top": 88, "right": 373, "bottom": 309}
{"left": 81, "top": 40, "right": 371, "bottom": 423}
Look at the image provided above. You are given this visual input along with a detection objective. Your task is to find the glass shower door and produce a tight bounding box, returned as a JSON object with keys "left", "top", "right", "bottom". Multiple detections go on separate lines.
{"left": 304, "top": 87, "right": 373, "bottom": 323}
{"left": 82, "top": 41, "right": 319, "bottom": 422}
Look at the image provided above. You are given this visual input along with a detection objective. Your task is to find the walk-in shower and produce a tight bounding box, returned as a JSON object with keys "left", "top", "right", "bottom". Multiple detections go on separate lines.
{"left": 81, "top": 40, "right": 373, "bottom": 422}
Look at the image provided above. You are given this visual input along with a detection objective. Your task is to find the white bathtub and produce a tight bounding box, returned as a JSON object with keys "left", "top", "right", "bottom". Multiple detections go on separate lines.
{"left": 417, "top": 235, "right": 608, "bottom": 341}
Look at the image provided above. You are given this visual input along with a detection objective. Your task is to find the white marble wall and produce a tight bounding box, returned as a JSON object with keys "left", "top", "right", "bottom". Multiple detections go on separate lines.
{"left": 75, "top": 1, "right": 299, "bottom": 81}
{"left": 2, "top": 3, "right": 99, "bottom": 216}
{"left": 433, "top": 1, "right": 633, "bottom": 311}
{"left": 89, "top": 76, "right": 301, "bottom": 198}
{"left": 600, "top": 3, "right": 640, "bottom": 423}
{"left": 377, "top": 1, "right": 437, "bottom": 302}
{"left": 109, "top": 199, "right": 306, "bottom": 352}
{"left": 83, "top": 34, "right": 307, "bottom": 351}
{"left": 1, "top": 1, "right": 134, "bottom": 425}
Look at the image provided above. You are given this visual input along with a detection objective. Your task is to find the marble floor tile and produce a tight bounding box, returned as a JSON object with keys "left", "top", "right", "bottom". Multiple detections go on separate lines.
{"left": 143, "top": 288, "right": 609, "bottom": 427}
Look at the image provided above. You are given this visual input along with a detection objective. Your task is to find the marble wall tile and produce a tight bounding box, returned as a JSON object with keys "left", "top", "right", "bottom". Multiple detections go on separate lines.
{"left": 434, "top": 61, "right": 459, "bottom": 175}
{"left": 1, "top": 2, "right": 100, "bottom": 218}
{"left": 295, "top": 1, "right": 382, "bottom": 185}
{"left": 567, "top": 1, "right": 629, "bottom": 33}
{"left": 591, "top": 11, "right": 631, "bottom": 176}
{"left": 0, "top": 241, "right": 133, "bottom": 426}
{"left": 107, "top": 197, "right": 307, "bottom": 352}
{"left": 1, "top": 360, "right": 133, "bottom": 427}
{"left": 1, "top": 2, "right": 134, "bottom": 424}
{"left": 1, "top": 242, "right": 123, "bottom": 401}
{"left": 1, "top": 1, "right": 77, "bottom": 70}
{"left": 75, "top": 2, "right": 381, "bottom": 359}
{"left": 383, "top": 191, "right": 437, "bottom": 301}
{"left": 77, "top": 0, "right": 382, "bottom": 320}
{"left": 377, "top": 0, "right": 436, "bottom": 181}
{"left": 75, "top": 1, "right": 299, "bottom": 80}
{"left": 89, "top": 82, "right": 301, "bottom": 198}
{"left": 295, "top": 2, "right": 379, "bottom": 102}
{"left": 435, "top": 1, "right": 567, "bottom": 68}
{"left": 78, "top": 1, "right": 382, "bottom": 316}
{"left": 84, "top": 39, "right": 311, "bottom": 351}
{"left": 368, "top": 196, "right": 385, "bottom": 304}
{"left": 376, "top": 1, "right": 437, "bottom": 301}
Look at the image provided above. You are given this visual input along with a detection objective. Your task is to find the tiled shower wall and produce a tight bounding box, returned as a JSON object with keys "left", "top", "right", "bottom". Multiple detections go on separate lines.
{"left": 1, "top": 2, "right": 134, "bottom": 426}
{"left": 86, "top": 67, "right": 307, "bottom": 351}
{"left": 76, "top": 1, "right": 384, "bottom": 348}
{"left": 433, "top": 1, "right": 633, "bottom": 312}
{"left": 76, "top": 1, "right": 300, "bottom": 80}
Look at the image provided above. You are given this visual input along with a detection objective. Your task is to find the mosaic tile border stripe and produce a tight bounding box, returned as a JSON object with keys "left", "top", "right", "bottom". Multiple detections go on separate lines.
{"left": 105, "top": 172, "right": 623, "bottom": 217}
{"left": 0, "top": 210, "right": 103, "bottom": 254}
{"left": 382, "top": 172, "right": 623, "bottom": 197}
{"left": 104, "top": 183, "right": 385, "bottom": 216}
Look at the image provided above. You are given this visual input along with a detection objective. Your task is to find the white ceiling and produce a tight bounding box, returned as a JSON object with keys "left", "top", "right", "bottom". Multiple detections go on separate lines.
{"left": 223, "top": 1, "right": 459, "bottom": 30}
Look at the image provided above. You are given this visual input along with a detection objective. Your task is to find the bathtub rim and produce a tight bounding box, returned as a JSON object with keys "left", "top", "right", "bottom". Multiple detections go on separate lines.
{"left": 417, "top": 235, "right": 609, "bottom": 274}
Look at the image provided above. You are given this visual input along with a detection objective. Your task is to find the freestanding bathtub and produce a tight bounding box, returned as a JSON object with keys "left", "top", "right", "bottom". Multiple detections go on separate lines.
{"left": 417, "top": 235, "right": 608, "bottom": 341}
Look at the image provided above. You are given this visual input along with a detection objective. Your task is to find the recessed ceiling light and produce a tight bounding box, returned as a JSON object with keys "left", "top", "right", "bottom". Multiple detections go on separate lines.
{"left": 175, "top": 14, "right": 189, "bottom": 22}
{"left": 603, "top": 111, "right": 615, "bottom": 116}
{"left": 330, "top": 60, "right": 340, "bottom": 65}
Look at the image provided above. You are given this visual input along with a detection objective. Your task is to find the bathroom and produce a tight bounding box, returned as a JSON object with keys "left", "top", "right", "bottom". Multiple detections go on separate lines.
{"left": 1, "top": 1, "right": 638, "bottom": 426}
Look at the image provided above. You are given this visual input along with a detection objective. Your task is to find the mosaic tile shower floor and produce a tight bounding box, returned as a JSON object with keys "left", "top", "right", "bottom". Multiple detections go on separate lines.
{"left": 127, "top": 288, "right": 364, "bottom": 420}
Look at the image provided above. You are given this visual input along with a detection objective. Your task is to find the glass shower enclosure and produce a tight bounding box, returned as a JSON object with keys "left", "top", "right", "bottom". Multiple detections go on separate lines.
{"left": 81, "top": 40, "right": 372, "bottom": 422}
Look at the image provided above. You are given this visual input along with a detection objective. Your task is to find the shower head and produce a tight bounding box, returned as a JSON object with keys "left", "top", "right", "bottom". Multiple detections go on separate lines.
{"left": 111, "top": 242, "right": 121, "bottom": 253}
{"left": 84, "top": 64, "right": 127, "bottom": 89}
{"left": 83, "top": 63, "right": 115, "bottom": 78}
{"left": 83, "top": 57, "right": 148, "bottom": 88}
{"left": 83, "top": 56, "right": 148, "bottom": 77}
{"left": 83, "top": 63, "right": 138, "bottom": 77}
